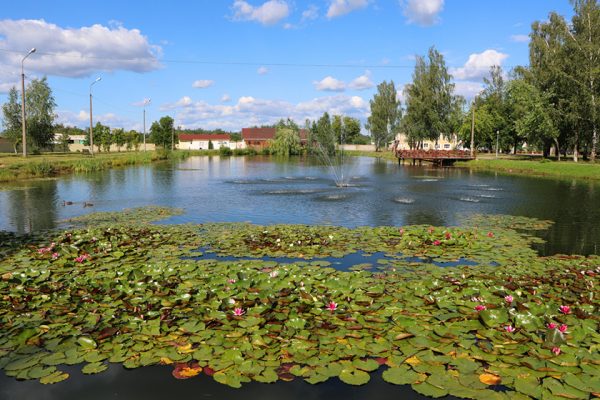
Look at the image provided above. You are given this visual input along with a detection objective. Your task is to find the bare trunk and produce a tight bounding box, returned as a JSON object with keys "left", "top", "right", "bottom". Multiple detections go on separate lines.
{"left": 573, "top": 132, "right": 579, "bottom": 163}
{"left": 554, "top": 138, "right": 560, "bottom": 161}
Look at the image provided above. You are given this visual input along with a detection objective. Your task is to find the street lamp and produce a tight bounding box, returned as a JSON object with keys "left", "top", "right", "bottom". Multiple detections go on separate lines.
{"left": 143, "top": 98, "right": 151, "bottom": 151}
{"left": 89, "top": 77, "right": 102, "bottom": 156}
{"left": 21, "top": 47, "right": 36, "bottom": 157}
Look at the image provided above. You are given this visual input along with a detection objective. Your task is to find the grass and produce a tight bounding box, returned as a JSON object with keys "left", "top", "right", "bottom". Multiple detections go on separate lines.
{"left": 344, "top": 150, "right": 397, "bottom": 161}
{"left": 0, "top": 150, "right": 224, "bottom": 183}
{"left": 455, "top": 157, "right": 600, "bottom": 181}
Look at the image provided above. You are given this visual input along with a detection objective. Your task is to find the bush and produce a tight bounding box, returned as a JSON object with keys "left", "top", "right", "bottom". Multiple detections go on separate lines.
{"left": 219, "top": 146, "right": 233, "bottom": 156}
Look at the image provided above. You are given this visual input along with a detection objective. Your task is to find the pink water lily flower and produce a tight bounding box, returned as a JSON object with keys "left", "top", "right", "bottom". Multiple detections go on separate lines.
{"left": 504, "top": 295, "right": 514, "bottom": 304}
{"left": 233, "top": 308, "right": 245, "bottom": 316}
{"left": 504, "top": 325, "right": 515, "bottom": 333}
{"left": 399, "top": 228, "right": 405, "bottom": 235}
{"left": 51, "top": 252, "right": 59, "bottom": 260}
{"left": 433, "top": 240, "right": 441, "bottom": 246}
{"left": 326, "top": 301, "right": 338, "bottom": 312}
{"left": 474, "top": 305, "right": 486, "bottom": 312}
{"left": 445, "top": 232, "right": 452, "bottom": 240}
{"left": 487, "top": 232, "right": 494, "bottom": 238}
{"left": 558, "top": 305, "right": 571, "bottom": 314}
{"left": 551, "top": 347, "right": 561, "bottom": 356}
{"left": 75, "top": 254, "right": 90, "bottom": 263}
{"left": 558, "top": 324, "right": 568, "bottom": 333}
{"left": 547, "top": 323, "right": 557, "bottom": 330}
{"left": 227, "top": 279, "right": 236, "bottom": 284}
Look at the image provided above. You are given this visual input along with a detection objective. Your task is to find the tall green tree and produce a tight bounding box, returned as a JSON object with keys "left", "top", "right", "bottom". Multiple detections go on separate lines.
{"left": 314, "top": 112, "right": 336, "bottom": 155}
{"left": 25, "top": 77, "right": 57, "bottom": 150}
{"left": 332, "top": 115, "right": 362, "bottom": 144}
{"left": 113, "top": 128, "right": 126, "bottom": 152}
{"left": 402, "top": 47, "right": 461, "bottom": 148}
{"left": 1, "top": 87, "right": 22, "bottom": 153}
{"left": 149, "top": 116, "right": 174, "bottom": 149}
{"left": 272, "top": 127, "right": 301, "bottom": 156}
{"left": 366, "top": 81, "right": 401, "bottom": 151}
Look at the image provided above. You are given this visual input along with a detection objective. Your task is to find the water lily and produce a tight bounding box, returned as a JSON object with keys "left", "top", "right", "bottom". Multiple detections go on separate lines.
{"left": 504, "top": 325, "right": 515, "bottom": 333}
{"left": 547, "top": 323, "right": 557, "bottom": 330}
{"left": 75, "top": 254, "right": 90, "bottom": 263}
{"left": 487, "top": 232, "right": 494, "bottom": 238}
{"left": 558, "top": 324, "right": 568, "bottom": 333}
{"left": 51, "top": 252, "right": 59, "bottom": 260}
{"left": 326, "top": 301, "right": 338, "bottom": 312}
{"left": 558, "top": 305, "right": 571, "bottom": 314}
{"left": 445, "top": 232, "right": 452, "bottom": 240}
{"left": 269, "top": 271, "right": 279, "bottom": 278}
{"left": 227, "top": 279, "right": 236, "bottom": 284}
{"left": 399, "top": 228, "right": 405, "bottom": 235}
{"left": 474, "top": 305, "right": 486, "bottom": 311}
{"left": 227, "top": 298, "right": 235, "bottom": 305}
{"left": 433, "top": 240, "right": 441, "bottom": 246}
{"left": 504, "top": 295, "right": 514, "bottom": 304}
{"left": 551, "top": 347, "right": 561, "bottom": 356}
{"left": 233, "top": 308, "right": 245, "bottom": 316}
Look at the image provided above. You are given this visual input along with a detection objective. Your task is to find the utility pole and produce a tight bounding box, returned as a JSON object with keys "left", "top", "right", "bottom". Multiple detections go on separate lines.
{"left": 171, "top": 115, "right": 174, "bottom": 151}
{"left": 496, "top": 130, "right": 499, "bottom": 159}
{"left": 143, "top": 99, "right": 151, "bottom": 151}
{"left": 89, "top": 77, "right": 101, "bottom": 156}
{"left": 21, "top": 48, "right": 36, "bottom": 157}
{"left": 470, "top": 104, "right": 475, "bottom": 158}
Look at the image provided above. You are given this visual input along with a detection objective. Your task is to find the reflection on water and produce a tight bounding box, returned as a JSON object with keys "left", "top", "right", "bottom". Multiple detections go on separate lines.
{"left": 0, "top": 365, "right": 440, "bottom": 400}
{"left": 0, "top": 155, "right": 599, "bottom": 255}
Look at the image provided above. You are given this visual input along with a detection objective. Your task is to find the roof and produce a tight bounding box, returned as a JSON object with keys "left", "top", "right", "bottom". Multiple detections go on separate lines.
{"left": 242, "top": 127, "right": 308, "bottom": 141}
{"left": 179, "top": 134, "right": 230, "bottom": 142}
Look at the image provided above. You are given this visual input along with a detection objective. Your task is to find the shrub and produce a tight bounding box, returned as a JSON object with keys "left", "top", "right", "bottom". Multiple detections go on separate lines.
{"left": 219, "top": 146, "right": 233, "bottom": 156}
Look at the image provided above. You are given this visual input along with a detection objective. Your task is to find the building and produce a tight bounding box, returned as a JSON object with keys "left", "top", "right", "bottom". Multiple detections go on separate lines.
{"left": 178, "top": 134, "right": 242, "bottom": 150}
{"left": 241, "top": 127, "right": 308, "bottom": 150}
{"left": 393, "top": 132, "right": 463, "bottom": 151}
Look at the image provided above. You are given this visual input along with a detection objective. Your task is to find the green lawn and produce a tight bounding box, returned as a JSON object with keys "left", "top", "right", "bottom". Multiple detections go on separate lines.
{"left": 455, "top": 158, "right": 600, "bottom": 181}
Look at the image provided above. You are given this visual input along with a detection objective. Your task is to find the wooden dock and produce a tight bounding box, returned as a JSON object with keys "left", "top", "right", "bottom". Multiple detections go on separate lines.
{"left": 394, "top": 149, "right": 475, "bottom": 166}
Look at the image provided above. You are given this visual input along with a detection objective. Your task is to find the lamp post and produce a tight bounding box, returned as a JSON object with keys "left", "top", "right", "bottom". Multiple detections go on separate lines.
{"left": 89, "top": 77, "right": 102, "bottom": 156}
{"left": 143, "top": 98, "right": 151, "bottom": 151}
{"left": 496, "top": 130, "right": 499, "bottom": 159}
{"left": 21, "top": 48, "right": 36, "bottom": 157}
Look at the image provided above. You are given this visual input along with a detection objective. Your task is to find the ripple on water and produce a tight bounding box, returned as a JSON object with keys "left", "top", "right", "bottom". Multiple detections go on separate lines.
{"left": 459, "top": 196, "right": 480, "bottom": 203}
{"left": 265, "top": 189, "right": 320, "bottom": 195}
{"left": 476, "top": 194, "right": 496, "bottom": 198}
{"left": 316, "top": 194, "right": 349, "bottom": 201}
{"left": 393, "top": 197, "right": 415, "bottom": 204}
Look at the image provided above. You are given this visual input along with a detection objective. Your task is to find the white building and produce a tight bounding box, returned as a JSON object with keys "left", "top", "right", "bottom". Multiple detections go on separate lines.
{"left": 178, "top": 134, "right": 244, "bottom": 150}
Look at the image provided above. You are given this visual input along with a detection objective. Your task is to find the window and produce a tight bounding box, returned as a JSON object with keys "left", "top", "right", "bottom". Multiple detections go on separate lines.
{"left": 444, "top": 144, "right": 450, "bottom": 149}
{"left": 423, "top": 143, "right": 429, "bottom": 148}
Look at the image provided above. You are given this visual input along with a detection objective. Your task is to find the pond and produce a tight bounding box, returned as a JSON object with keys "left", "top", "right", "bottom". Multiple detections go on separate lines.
{"left": 0, "top": 156, "right": 599, "bottom": 400}
{"left": 1, "top": 155, "right": 599, "bottom": 255}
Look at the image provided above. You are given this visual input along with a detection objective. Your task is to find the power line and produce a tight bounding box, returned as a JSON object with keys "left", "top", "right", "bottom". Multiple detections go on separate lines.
{"left": 0, "top": 47, "right": 521, "bottom": 70}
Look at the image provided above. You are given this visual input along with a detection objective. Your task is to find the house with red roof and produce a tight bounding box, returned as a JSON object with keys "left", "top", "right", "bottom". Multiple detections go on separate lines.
{"left": 241, "top": 127, "right": 308, "bottom": 150}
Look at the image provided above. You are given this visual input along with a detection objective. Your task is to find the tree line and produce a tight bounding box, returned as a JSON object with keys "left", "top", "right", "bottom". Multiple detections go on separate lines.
{"left": 366, "top": 0, "right": 599, "bottom": 161}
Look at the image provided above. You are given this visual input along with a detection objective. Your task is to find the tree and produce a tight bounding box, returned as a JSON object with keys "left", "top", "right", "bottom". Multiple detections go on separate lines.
{"left": 58, "top": 131, "right": 71, "bottom": 152}
{"left": 150, "top": 116, "right": 174, "bottom": 149}
{"left": 367, "top": 81, "right": 401, "bottom": 151}
{"left": 402, "top": 47, "right": 461, "bottom": 148}
{"left": 1, "top": 87, "right": 22, "bottom": 153}
{"left": 272, "top": 126, "right": 301, "bottom": 156}
{"left": 332, "top": 115, "right": 361, "bottom": 144}
{"left": 113, "top": 128, "right": 126, "bottom": 152}
{"left": 314, "top": 112, "right": 336, "bottom": 155}
{"left": 88, "top": 122, "right": 110, "bottom": 153}
{"left": 208, "top": 140, "right": 214, "bottom": 150}
{"left": 25, "top": 77, "right": 57, "bottom": 151}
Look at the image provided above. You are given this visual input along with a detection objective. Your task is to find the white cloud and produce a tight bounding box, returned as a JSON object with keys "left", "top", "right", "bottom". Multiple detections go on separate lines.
{"left": 302, "top": 5, "right": 320, "bottom": 21}
{"left": 451, "top": 49, "right": 509, "bottom": 81}
{"left": 453, "top": 81, "right": 484, "bottom": 99}
{"left": 0, "top": 19, "right": 161, "bottom": 90}
{"left": 326, "top": 0, "right": 369, "bottom": 19}
{"left": 162, "top": 94, "right": 368, "bottom": 131}
{"left": 231, "top": 0, "right": 290, "bottom": 25}
{"left": 401, "top": 0, "right": 444, "bottom": 26}
{"left": 348, "top": 70, "right": 374, "bottom": 90}
{"left": 221, "top": 94, "right": 231, "bottom": 102}
{"left": 510, "top": 34, "right": 529, "bottom": 43}
{"left": 257, "top": 66, "right": 269, "bottom": 75}
{"left": 56, "top": 109, "right": 137, "bottom": 130}
{"left": 314, "top": 76, "right": 346, "bottom": 91}
{"left": 192, "top": 79, "right": 214, "bottom": 89}
{"left": 131, "top": 98, "right": 152, "bottom": 107}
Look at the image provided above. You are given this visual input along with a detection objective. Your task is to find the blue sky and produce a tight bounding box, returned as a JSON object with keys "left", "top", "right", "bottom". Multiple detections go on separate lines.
{"left": 0, "top": 0, "right": 574, "bottom": 132}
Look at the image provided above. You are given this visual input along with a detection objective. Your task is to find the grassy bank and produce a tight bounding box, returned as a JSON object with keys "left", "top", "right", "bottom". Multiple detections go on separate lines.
{"left": 0, "top": 150, "right": 223, "bottom": 183}
{"left": 455, "top": 158, "right": 600, "bottom": 181}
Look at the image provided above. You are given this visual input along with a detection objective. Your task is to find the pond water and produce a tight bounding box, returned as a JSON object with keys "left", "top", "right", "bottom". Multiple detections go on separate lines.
{"left": 1, "top": 155, "right": 599, "bottom": 255}
{"left": 1, "top": 155, "right": 599, "bottom": 399}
